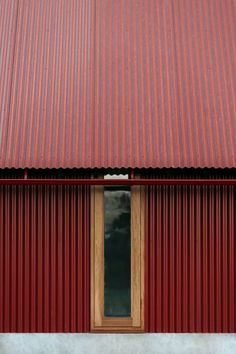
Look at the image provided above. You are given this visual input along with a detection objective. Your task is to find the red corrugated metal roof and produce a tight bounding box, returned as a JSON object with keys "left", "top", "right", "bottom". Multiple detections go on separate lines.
{"left": 0, "top": 0, "right": 236, "bottom": 169}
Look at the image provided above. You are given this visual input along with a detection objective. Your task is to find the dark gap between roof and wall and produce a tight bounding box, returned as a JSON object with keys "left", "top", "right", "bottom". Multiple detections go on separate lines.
{"left": 0, "top": 168, "right": 236, "bottom": 180}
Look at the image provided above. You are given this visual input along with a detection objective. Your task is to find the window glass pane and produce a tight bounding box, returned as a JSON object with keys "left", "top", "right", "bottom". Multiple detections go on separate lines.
{"left": 104, "top": 187, "right": 131, "bottom": 317}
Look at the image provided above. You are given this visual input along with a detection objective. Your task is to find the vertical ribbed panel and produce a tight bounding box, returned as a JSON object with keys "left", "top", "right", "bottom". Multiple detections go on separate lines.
{"left": 145, "top": 182, "right": 236, "bottom": 332}
{"left": 1, "top": 0, "right": 236, "bottom": 169}
{"left": 0, "top": 0, "right": 18, "bottom": 149}
{"left": 0, "top": 0, "right": 95, "bottom": 168}
{"left": 0, "top": 183, "right": 90, "bottom": 332}
{"left": 92, "top": 0, "right": 236, "bottom": 169}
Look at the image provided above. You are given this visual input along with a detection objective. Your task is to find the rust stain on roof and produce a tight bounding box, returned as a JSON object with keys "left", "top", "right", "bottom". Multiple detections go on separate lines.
{"left": 0, "top": 0, "right": 236, "bottom": 168}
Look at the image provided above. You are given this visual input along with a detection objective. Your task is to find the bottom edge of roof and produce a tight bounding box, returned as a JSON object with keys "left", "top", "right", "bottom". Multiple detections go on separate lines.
{"left": 0, "top": 166, "right": 236, "bottom": 170}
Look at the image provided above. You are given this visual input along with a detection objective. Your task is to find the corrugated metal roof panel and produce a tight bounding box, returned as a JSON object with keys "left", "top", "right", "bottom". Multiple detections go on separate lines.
{"left": 0, "top": 0, "right": 18, "bottom": 160}
{"left": 0, "top": 0, "right": 236, "bottom": 168}
{"left": 0, "top": 0, "right": 95, "bottom": 168}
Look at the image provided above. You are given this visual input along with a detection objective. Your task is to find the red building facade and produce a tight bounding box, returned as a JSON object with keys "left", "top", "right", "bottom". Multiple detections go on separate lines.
{"left": 0, "top": 0, "right": 236, "bottom": 333}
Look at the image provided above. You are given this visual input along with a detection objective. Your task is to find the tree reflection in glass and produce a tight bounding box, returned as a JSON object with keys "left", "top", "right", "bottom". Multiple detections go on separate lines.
{"left": 104, "top": 187, "right": 131, "bottom": 317}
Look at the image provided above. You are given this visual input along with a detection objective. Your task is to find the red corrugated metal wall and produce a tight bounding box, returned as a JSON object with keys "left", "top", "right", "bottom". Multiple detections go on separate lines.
{"left": 0, "top": 179, "right": 90, "bottom": 332}
{"left": 145, "top": 178, "right": 236, "bottom": 332}
{"left": 0, "top": 170, "right": 236, "bottom": 333}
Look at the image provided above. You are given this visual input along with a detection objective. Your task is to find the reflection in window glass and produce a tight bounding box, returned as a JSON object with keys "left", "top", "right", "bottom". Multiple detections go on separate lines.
{"left": 104, "top": 187, "right": 131, "bottom": 317}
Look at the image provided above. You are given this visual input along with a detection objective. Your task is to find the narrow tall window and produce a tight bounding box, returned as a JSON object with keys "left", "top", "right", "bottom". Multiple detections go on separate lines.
{"left": 104, "top": 185, "right": 131, "bottom": 317}
{"left": 91, "top": 174, "right": 144, "bottom": 332}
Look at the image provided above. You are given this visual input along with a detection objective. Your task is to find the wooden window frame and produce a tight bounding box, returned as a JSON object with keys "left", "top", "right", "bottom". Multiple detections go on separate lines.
{"left": 90, "top": 183, "right": 144, "bottom": 332}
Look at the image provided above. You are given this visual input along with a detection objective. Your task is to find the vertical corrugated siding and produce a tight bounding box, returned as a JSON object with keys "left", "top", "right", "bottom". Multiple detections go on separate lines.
{"left": 145, "top": 182, "right": 236, "bottom": 332}
{"left": 0, "top": 183, "right": 90, "bottom": 332}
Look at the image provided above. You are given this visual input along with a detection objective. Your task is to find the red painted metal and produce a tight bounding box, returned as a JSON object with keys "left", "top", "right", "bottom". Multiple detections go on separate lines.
{"left": 0, "top": 179, "right": 90, "bottom": 332}
{"left": 1, "top": 179, "right": 236, "bottom": 186}
{"left": 0, "top": 0, "right": 18, "bottom": 157}
{"left": 0, "top": 0, "right": 236, "bottom": 169}
{"left": 145, "top": 178, "right": 236, "bottom": 332}
{"left": 0, "top": 0, "right": 95, "bottom": 169}
{"left": 0, "top": 170, "right": 236, "bottom": 333}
